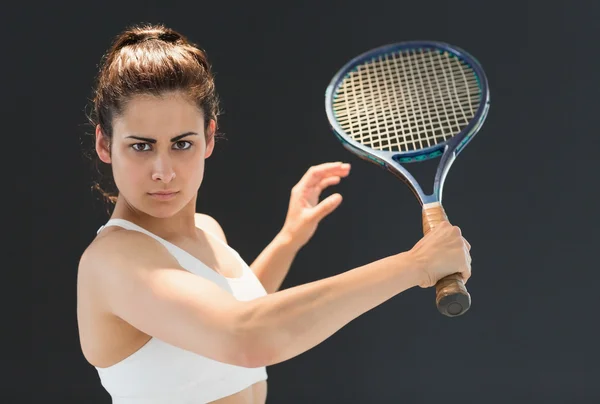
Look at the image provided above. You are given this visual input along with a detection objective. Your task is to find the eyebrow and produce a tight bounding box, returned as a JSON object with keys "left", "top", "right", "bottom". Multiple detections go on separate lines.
{"left": 125, "top": 132, "right": 199, "bottom": 143}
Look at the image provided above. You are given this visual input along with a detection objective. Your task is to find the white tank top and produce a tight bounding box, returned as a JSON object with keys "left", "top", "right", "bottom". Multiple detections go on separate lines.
{"left": 94, "top": 219, "right": 268, "bottom": 403}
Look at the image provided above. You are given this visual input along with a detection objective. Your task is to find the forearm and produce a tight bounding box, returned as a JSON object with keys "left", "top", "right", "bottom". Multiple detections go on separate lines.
{"left": 239, "top": 251, "right": 420, "bottom": 367}
{"left": 250, "top": 232, "right": 300, "bottom": 294}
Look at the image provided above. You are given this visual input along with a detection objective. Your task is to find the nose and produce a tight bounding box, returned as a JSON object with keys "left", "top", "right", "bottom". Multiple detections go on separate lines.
{"left": 151, "top": 155, "right": 176, "bottom": 183}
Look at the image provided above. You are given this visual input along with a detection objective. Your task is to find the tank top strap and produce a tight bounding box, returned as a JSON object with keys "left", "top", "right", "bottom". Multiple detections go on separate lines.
{"left": 97, "top": 219, "right": 170, "bottom": 248}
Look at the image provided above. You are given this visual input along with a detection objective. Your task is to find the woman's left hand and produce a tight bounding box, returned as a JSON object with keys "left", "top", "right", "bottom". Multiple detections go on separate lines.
{"left": 280, "top": 162, "right": 351, "bottom": 249}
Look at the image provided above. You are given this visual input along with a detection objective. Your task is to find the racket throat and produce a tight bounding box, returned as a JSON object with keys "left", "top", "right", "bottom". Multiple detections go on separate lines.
{"left": 392, "top": 151, "right": 453, "bottom": 205}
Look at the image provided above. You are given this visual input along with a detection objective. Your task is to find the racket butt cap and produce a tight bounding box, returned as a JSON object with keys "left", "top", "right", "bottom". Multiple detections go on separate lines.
{"left": 436, "top": 291, "right": 471, "bottom": 317}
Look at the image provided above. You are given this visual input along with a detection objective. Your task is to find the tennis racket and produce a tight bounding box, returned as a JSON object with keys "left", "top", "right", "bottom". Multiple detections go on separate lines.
{"left": 325, "top": 41, "right": 490, "bottom": 317}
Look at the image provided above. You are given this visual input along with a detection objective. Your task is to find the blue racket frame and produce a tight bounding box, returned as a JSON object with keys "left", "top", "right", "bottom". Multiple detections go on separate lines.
{"left": 325, "top": 41, "right": 490, "bottom": 205}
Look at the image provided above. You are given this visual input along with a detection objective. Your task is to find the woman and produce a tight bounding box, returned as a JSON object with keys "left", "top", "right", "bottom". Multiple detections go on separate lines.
{"left": 77, "top": 23, "right": 472, "bottom": 404}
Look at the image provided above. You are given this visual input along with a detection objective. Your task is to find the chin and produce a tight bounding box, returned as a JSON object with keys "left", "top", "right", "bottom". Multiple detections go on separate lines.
{"left": 147, "top": 209, "right": 177, "bottom": 219}
{"left": 146, "top": 204, "right": 182, "bottom": 219}
{"left": 141, "top": 195, "right": 189, "bottom": 218}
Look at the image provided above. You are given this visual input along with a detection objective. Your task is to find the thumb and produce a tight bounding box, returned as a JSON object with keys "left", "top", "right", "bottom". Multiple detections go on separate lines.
{"left": 311, "top": 193, "right": 343, "bottom": 222}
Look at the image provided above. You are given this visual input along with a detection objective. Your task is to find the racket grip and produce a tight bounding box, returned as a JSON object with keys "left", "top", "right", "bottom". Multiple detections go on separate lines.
{"left": 422, "top": 203, "right": 471, "bottom": 317}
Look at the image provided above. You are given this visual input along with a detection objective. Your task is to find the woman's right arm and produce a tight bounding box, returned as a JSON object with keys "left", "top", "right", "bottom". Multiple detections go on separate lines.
{"left": 81, "top": 222, "right": 470, "bottom": 369}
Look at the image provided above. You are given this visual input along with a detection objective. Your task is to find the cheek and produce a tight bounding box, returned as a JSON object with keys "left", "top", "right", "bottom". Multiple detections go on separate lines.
{"left": 177, "top": 157, "right": 205, "bottom": 195}
{"left": 186, "top": 156, "right": 206, "bottom": 183}
{"left": 112, "top": 152, "right": 147, "bottom": 189}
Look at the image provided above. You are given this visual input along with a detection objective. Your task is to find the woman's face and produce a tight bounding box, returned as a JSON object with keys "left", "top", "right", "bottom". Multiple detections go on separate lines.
{"left": 96, "top": 91, "right": 215, "bottom": 218}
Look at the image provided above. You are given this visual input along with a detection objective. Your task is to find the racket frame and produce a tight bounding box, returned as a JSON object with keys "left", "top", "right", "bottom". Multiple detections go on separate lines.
{"left": 325, "top": 41, "right": 490, "bottom": 205}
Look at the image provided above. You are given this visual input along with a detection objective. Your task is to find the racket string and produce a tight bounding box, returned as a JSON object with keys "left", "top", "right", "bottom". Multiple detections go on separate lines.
{"left": 333, "top": 48, "right": 481, "bottom": 152}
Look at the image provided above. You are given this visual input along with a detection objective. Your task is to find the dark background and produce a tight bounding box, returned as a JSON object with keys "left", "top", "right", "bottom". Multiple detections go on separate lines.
{"left": 29, "top": 1, "right": 599, "bottom": 403}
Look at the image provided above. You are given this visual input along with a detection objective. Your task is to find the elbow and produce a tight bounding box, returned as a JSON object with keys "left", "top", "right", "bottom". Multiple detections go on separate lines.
{"left": 236, "top": 341, "right": 276, "bottom": 369}
{"left": 232, "top": 301, "right": 279, "bottom": 368}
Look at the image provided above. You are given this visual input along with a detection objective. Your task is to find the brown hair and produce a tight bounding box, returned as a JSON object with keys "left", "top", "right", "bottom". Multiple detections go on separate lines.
{"left": 87, "top": 23, "right": 221, "bottom": 207}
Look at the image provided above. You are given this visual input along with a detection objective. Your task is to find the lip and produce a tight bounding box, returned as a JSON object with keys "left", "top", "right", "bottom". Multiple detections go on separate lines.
{"left": 148, "top": 191, "right": 179, "bottom": 200}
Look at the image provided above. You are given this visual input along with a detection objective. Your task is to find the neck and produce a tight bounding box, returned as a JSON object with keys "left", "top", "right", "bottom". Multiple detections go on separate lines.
{"left": 110, "top": 194, "right": 200, "bottom": 240}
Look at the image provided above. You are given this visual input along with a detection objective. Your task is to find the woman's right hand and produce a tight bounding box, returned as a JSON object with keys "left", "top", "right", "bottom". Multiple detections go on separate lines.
{"left": 406, "top": 221, "right": 472, "bottom": 288}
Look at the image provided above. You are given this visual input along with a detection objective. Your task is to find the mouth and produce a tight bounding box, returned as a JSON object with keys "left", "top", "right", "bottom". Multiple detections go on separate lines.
{"left": 148, "top": 191, "right": 179, "bottom": 200}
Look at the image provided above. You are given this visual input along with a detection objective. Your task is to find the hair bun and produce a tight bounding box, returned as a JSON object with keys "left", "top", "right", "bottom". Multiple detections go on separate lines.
{"left": 112, "top": 25, "right": 184, "bottom": 51}
{"left": 157, "top": 31, "right": 182, "bottom": 43}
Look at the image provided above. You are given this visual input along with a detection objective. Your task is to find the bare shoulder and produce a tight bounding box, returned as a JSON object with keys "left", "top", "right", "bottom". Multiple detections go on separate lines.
{"left": 194, "top": 213, "right": 227, "bottom": 243}
{"left": 82, "top": 227, "right": 170, "bottom": 263}
{"left": 79, "top": 228, "right": 181, "bottom": 286}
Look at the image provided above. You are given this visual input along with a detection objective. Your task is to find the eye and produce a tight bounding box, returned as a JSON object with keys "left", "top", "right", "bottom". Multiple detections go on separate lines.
{"left": 173, "top": 140, "right": 192, "bottom": 150}
{"left": 132, "top": 143, "right": 151, "bottom": 152}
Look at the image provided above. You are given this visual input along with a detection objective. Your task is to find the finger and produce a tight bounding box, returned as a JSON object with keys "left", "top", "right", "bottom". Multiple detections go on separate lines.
{"left": 301, "top": 162, "right": 351, "bottom": 187}
{"left": 462, "top": 250, "right": 472, "bottom": 284}
{"left": 317, "top": 175, "right": 341, "bottom": 192}
{"left": 463, "top": 241, "right": 472, "bottom": 263}
{"left": 463, "top": 238, "right": 471, "bottom": 251}
{"left": 461, "top": 269, "right": 471, "bottom": 285}
{"left": 458, "top": 260, "right": 471, "bottom": 285}
{"left": 310, "top": 193, "right": 343, "bottom": 221}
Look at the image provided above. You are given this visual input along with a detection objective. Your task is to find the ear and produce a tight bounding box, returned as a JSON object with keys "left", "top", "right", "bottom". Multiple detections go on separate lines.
{"left": 204, "top": 119, "right": 216, "bottom": 159}
{"left": 95, "top": 125, "right": 112, "bottom": 164}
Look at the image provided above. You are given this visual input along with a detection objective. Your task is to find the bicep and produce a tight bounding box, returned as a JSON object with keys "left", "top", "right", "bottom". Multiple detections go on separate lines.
{"left": 85, "top": 232, "right": 252, "bottom": 367}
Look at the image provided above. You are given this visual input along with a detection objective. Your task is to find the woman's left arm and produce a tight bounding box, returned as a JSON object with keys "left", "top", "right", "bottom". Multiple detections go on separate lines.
{"left": 250, "top": 162, "right": 351, "bottom": 293}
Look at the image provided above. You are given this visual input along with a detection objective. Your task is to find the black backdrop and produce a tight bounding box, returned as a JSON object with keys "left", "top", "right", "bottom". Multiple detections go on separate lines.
{"left": 29, "top": 1, "right": 599, "bottom": 403}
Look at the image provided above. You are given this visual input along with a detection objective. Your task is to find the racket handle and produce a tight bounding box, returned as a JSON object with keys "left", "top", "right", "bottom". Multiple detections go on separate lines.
{"left": 422, "top": 203, "right": 471, "bottom": 317}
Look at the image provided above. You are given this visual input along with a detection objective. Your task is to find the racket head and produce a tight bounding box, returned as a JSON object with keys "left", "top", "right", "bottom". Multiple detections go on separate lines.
{"left": 325, "top": 41, "right": 490, "bottom": 203}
